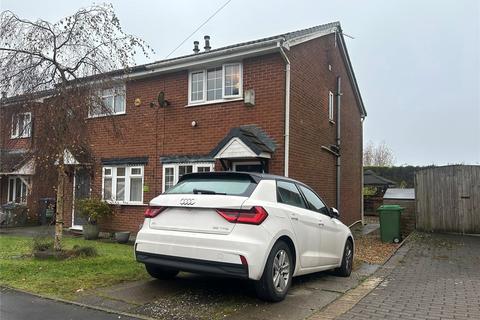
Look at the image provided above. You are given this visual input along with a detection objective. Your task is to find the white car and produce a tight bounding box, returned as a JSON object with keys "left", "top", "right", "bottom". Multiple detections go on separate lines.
{"left": 135, "top": 172, "right": 354, "bottom": 301}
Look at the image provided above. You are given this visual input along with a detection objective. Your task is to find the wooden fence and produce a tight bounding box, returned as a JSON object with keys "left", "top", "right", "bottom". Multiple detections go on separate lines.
{"left": 415, "top": 165, "right": 480, "bottom": 234}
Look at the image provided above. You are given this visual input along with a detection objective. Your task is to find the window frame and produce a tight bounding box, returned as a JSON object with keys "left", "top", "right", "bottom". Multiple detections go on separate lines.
{"left": 275, "top": 180, "right": 308, "bottom": 209}
{"left": 88, "top": 85, "right": 126, "bottom": 118}
{"left": 11, "top": 112, "right": 32, "bottom": 139}
{"left": 162, "top": 162, "right": 215, "bottom": 192}
{"left": 328, "top": 91, "right": 334, "bottom": 122}
{"left": 297, "top": 184, "right": 330, "bottom": 216}
{"left": 7, "top": 176, "right": 29, "bottom": 204}
{"left": 188, "top": 63, "right": 243, "bottom": 105}
{"left": 102, "top": 165, "right": 144, "bottom": 204}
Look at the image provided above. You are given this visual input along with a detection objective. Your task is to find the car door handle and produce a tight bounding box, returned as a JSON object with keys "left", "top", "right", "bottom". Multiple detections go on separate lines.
{"left": 318, "top": 220, "right": 325, "bottom": 226}
{"left": 291, "top": 214, "right": 299, "bottom": 221}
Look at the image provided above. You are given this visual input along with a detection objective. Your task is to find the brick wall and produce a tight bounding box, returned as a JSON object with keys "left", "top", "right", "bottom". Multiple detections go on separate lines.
{"left": 287, "top": 34, "right": 363, "bottom": 226}
{"left": 71, "top": 53, "right": 286, "bottom": 232}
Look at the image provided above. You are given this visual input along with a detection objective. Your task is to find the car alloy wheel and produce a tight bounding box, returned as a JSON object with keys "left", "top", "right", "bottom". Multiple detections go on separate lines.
{"left": 345, "top": 241, "right": 353, "bottom": 273}
{"left": 272, "top": 249, "right": 290, "bottom": 293}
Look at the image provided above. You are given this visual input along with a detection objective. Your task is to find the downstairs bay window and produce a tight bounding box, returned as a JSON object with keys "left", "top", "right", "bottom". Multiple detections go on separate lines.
{"left": 102, "top": 166, "right": 144, "bottom": 204}
{"left": 162, "top": 163, "right": 214, "bottom": 192}
{"left": 188, "top": 63, "right": 242, "bottom": 105}
{"left": 7, "top": 176, "right": 29, "bottom": 204}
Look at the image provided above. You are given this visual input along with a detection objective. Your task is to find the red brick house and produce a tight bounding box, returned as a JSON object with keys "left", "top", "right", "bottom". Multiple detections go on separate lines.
{"left": 0, "top": 21, "right": 366, "bottom": 232}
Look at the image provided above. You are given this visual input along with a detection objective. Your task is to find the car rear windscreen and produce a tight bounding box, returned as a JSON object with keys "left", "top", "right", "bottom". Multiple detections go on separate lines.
{"left": 165, "top": 177, "right": 257, "bottom": 196}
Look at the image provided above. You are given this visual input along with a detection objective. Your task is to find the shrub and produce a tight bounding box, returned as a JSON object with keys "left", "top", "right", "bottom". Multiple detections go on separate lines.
{"left": 75, "top": 198, "right": 113, "bottom": 225}
{"left": 32, "top": 235, "right": 54, "bottom": 252}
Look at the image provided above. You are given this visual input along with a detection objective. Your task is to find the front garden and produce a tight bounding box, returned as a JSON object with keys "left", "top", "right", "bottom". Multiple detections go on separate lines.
{"left": 0, "top": 235, "right": 147, "bottom": 299}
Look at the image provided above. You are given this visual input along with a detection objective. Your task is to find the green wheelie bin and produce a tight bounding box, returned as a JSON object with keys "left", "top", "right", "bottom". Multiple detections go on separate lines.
{"left": 377, "top": 205, "right": 404, "bottom": 243}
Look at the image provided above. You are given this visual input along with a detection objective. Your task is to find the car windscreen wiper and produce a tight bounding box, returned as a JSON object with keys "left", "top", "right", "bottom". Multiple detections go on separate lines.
{"left": 192, "top": 188, "right": 226, "bottom": 195}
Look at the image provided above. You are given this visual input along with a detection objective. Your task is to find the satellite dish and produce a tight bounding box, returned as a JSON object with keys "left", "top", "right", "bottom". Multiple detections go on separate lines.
{"left": 157, "top": 91, "right": 169, "bottom": 108}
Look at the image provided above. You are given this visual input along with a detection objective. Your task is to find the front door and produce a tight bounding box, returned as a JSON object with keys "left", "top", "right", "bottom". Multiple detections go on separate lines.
{"left": 72, "top": 167, "right": 91, "bottom": 229}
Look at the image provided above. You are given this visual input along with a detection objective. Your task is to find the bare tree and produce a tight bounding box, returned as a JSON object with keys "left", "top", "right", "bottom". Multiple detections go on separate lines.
{"left": 363, "top": 141, "right": 395, "bottom": 167}
{"left": 0, "top": 4, "right": 152, "bottom": 251}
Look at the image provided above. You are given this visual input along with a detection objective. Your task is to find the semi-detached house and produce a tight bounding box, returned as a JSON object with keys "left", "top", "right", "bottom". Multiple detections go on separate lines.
{"left": 0, "top": 21, "right": 366, "bottom": 232}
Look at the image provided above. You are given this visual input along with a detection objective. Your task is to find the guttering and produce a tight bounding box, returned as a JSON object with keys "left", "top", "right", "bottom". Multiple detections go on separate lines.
{"left": 278, "top": 43, "right": 291, "bottom": 177}
{"left": 128, "top": 39, "right": 282, "bottom": 80}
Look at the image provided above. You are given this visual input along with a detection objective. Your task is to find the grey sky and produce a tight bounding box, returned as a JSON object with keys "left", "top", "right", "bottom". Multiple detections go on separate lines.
{"left": 2, "top": 0, "right": 479, "bottom": 165}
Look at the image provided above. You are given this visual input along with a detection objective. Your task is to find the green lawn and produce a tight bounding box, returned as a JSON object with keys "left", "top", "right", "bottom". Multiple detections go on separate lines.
{"left": 0, "top": 235, "right": 148, "bottom": 299}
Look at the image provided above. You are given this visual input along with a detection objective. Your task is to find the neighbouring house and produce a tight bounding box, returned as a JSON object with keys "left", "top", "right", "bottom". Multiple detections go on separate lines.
{"left": 363, "top": 169, "right": 397, "bottom": 214}
{"left": 383, "top": 188, "right": 415, "bottom": 236}
{"left": 0, "top": 21, "right": 367, "bottom": 233}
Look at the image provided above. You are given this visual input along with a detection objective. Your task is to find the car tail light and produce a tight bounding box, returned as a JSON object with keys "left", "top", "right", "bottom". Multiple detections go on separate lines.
{"left": 216, "top": 206, "right": 268, "bottom": 225}
{"left": 240, "top": 255, "right": 248, "bottom": 266}
{"left": 144, "top": 206, "right": 166, "bottom": 218}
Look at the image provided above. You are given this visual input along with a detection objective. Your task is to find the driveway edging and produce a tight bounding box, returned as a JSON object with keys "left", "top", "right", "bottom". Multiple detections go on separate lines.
{"left": 307, "top": 234, "right": 413, "bottom": 320}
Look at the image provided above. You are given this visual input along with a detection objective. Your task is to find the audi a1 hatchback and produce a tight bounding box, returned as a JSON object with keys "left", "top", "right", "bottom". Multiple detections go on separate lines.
{"left": 135, "top": 172, "right": 354, "bottom": 301}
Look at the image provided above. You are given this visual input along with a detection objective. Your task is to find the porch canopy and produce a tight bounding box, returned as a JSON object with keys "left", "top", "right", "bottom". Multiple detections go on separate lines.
{"left": 210, "top": 125, "right": 276, "bottom": 173}
{"left": 0, "top": 150, "right": 34, "bottom": 176}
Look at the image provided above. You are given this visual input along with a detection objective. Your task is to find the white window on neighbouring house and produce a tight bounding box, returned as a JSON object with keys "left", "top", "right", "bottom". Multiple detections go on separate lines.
{"left": 8, "top": 176, "right": 29, "bottom": 204}
{"left": 328, "top": 91, "right": 334, "bottom": 121}
{"left": 189, "top": 63, "right": 242, "bottom": 105}
{"left": 89, "top": 85, "right": 126, "bottom": 117}
{"left": 11, "top": 112, "right": 32, "bottom": 138}
{"left": 102, "top": 166, "right": 144, "bottom": 204}
{"left": 162, "top": 163, "right": 214, "bottom": 192}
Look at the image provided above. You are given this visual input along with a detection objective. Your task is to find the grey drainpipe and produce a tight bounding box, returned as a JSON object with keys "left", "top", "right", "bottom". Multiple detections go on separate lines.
{"left": 336, "top": 76, "right": 342, "bottom": 210}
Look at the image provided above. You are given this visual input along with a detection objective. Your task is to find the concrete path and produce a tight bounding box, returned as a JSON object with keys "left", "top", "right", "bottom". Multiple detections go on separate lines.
{"left": 0, "top": 287, "right": 141, "bottom": 320}
{"left": 336, "top": 233, "right": 480, "bottom": 320}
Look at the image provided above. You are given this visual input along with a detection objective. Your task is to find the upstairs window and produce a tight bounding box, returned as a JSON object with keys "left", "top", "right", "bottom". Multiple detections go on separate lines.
{"left": 189, "top": 63, "right": 242, "bottom": 104}
{"left": 11, "top": 112, "right": 32, "bottom": 138}
{"left": 328, "top": 91, "right": 334, "bottom": 121}
{"left": 102, "top": 166, "right": 144, "bottom": 204}
{"left": 89, "top": 85, "right": 126, "bottom": 117}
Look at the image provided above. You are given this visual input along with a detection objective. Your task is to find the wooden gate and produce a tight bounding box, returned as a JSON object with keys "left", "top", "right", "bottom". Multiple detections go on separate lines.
{"left": 415, "top": 165, "right": 480, "bottom": 234}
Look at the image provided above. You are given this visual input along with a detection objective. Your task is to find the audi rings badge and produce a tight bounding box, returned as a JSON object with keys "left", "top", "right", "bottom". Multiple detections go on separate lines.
{"left": 179, "top": 198, "right": 196, "bottom": 206}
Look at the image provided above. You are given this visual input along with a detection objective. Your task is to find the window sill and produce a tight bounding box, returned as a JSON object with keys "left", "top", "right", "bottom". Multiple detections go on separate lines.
{"left": 10, "top": 136, "right": 31, "bottom": 140}
{"left": 105, "top": 201, "right": 148, "bottom": 206}
{"left": 185, "top": 97, "right": 243, "bottom": 108}
{"left": 87, "top": 112, "right": 127, "bottom": 119}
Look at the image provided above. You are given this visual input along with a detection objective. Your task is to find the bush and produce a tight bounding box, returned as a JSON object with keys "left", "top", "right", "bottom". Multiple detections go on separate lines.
{"left": 32, "top": 235, "right": 54, "bottom": 252}
{"left": 75, "top": 198, "right": 113, "bottom": 225}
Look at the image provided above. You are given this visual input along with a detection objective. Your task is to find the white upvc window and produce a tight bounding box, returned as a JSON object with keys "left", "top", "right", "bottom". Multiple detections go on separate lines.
{"left": 188, "top": 63, "right": 242, "bottom": 105}
{"left": 162, "top": 162, "right": 215, "bottom": 192}
{"left": 328, "top": 91, "right": 334, "bottom": 121}
{"left": 89, "top": 85, "right": 126, "bottom": 118}
{"left": 11, "top": 112, "right": 32, "bottom": 138}
{"left": 102, "top": 166, "right": 144, "bottom": 204}
{"left": 7, "top": 176, "right": 29, "bottom": 204}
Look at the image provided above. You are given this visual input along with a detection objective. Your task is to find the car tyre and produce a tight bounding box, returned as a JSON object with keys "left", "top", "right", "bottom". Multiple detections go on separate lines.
{"left": 334, "top": 239, "right": 353, "bottom": 277}
{"left": 145, "top": 264, "right": 179, "bottom": 280}
{"left": 254, "top": 241, "right": 292, "bottom": 302}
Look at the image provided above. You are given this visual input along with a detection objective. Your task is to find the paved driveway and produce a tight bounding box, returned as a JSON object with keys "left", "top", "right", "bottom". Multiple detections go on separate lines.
{"left": 338, "top": 233, "right": 480, "bottom": 320}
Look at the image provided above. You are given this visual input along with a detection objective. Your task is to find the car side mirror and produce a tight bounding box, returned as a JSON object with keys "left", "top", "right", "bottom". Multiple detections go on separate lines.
{"left": 330, "top": 207, "right": 340, "bottom": 218}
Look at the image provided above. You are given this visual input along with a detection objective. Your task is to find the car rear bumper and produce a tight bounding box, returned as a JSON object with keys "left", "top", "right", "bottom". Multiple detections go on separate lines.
{"left": 135, "top": 221, "right": 272, "bottom": 280}
{"left": 136, "top": 251, "right": 249, "bottom": 279}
